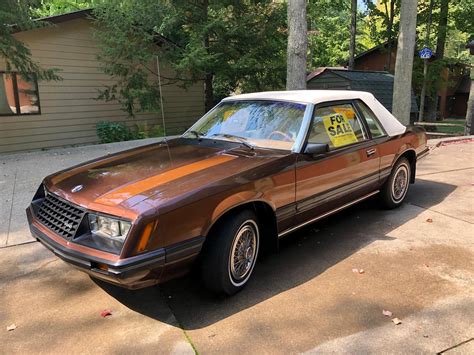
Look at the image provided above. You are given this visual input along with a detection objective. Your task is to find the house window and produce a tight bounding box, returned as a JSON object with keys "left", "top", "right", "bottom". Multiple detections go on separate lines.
{"left": 0, "top": 72, "right": 40, "bottom": 116}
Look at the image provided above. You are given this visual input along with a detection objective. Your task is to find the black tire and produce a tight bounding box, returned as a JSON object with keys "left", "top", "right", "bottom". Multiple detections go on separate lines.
{"left": 379, "top": 157, "right": 411, "bottom": 209}
{"left": 201, "top": 209, "right": 260, "bottom": 296}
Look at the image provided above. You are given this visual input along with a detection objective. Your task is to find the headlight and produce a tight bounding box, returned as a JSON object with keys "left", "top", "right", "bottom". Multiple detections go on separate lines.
{"left": 88, "top": 214, "right": 131, "bottom": 242}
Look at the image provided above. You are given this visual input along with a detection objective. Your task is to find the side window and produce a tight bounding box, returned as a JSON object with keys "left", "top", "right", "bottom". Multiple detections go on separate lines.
{"left": 308, "top": 103, "right": 366, "bottom": 149}
{"left": 356, "top": 100, "right": 385, "bottom": 138}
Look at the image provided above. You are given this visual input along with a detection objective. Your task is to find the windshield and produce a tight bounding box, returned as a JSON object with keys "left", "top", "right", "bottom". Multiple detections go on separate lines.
{"left": 185, "top": 100, "right": 307, "bottom": 150}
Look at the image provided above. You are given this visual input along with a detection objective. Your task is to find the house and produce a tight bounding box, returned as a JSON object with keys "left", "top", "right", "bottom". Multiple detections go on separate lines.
{"left": 354, "top": 41, "right": 397, "bottom": 73}
{"left": 0, "top": 9, "right": 205, "bottom": 154}
{"left": 307, "top": 68, "right": 418, "bottom": 118}
{"left": 354, "top": 42, "right": 470, "bottom": 119}
{"left": 436, "top": 63, "right": 470, "bottom": 118}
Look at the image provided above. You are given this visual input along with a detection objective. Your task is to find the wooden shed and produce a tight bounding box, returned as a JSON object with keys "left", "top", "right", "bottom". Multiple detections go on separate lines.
{"left": 307, "top": 68, "right": 418, "bottom": 117}
{"left": 0, "top": 9, "right": 205, "bottom": 154}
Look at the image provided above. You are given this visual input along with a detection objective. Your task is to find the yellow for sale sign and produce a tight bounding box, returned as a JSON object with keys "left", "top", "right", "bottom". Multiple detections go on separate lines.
{"left": 333, "top": 107, "right": 355, "bottom": 120}
{"left": 322, "top": 113, "right": 358, "bottom": 147}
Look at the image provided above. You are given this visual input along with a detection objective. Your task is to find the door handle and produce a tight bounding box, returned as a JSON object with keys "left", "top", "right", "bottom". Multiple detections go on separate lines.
{"left": 366, "top": 148, "right": 377, "bottom": 157}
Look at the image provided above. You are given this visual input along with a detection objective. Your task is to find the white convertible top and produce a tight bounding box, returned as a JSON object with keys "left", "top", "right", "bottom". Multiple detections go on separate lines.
{"left": 223, "top": 90, "right": 406, "bottom": 137}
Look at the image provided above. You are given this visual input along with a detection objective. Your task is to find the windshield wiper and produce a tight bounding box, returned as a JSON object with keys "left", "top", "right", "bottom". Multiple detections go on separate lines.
{"left": 187, "top": 130, "right": 204, "bottom": 138}
{"left": 210, "top": 133, "right": 254, "bottom": 150}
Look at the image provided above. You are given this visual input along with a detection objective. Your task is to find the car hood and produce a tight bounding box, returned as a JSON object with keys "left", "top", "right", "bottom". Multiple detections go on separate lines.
{"left": 45, "top": 138, "right": 287, "bottom": 214}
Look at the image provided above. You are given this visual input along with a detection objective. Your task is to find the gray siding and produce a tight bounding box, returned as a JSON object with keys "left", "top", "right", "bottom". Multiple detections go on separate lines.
{"left": 0, "top": 18, "right": 205, "bottom": 154}
{"left": 307, "top": 72, "right": 350, "bottom": 90}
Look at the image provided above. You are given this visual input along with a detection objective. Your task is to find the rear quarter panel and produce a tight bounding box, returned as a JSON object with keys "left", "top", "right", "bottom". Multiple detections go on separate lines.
{"left": 376, "top": 126, "right": 427, "bottom": 180}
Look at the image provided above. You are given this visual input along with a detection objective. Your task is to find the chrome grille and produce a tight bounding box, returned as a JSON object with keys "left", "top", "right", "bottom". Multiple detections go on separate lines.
{"left": 36, "top": 192, "right": 85, "bottom": 239}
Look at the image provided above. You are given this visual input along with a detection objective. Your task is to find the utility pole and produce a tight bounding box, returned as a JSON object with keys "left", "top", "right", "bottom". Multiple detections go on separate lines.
{"left": 418, "top": 0, "right": 434, "bottom": 122}
{"left": 286, "top": 0, "right": 308, "bottom": 90}
{"left": 392, "top": 0, "right": 418, "bottom": 125}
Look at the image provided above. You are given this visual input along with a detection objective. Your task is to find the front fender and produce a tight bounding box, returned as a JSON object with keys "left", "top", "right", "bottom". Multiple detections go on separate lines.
{"left": 204, "top": 191, "right": 276, "bottom": 236}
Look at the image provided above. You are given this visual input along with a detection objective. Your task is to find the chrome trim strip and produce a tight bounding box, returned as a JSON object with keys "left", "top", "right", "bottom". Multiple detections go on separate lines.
{"left": 417, "top": 147, "right": 430, "bottom": 160}
{"left": 292, "top": 103, "right": 315, "bottom": 153}
{"left": 278, "top": 190, "right": 380, "bottom": 238}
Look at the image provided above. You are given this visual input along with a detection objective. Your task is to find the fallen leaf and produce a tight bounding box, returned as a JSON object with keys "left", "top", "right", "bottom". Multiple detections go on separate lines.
{"left": 392, "top": 318, "right": 402, "bottom": 325}
{"left": 100, "top": 310, "right": 112, "bottom": 318}
{"left": 423, "top": 334, "right": 429, "bottom": 338}
{"left": 424, "top": 263, "right": 429, "bottom": 268}
{"left": 6, "top": 324, "right": 16, "bottom": 331}
{"left": 382, "top": 310, "right": 393, "bottom": 317}
{"left": 352, "top": 268, "right": 365, "bottom": 274}
{"left": 359, "top": 269, "right": 365, "bottom": 274}
{"left": 426, "top": 218, "right": 433, "bottom": 223}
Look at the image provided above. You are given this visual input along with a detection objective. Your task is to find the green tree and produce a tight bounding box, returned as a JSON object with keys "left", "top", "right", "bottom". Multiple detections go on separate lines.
{"left": 0, "top": 0, "right": 59, "bottom": 80}
{"left": 93, "top": 0, "right": 287, "bottom": 115}
{"left": 30, "top": 0, "right": 98, "bottom": 17}
{"left": 93, "top": 1, "right": 169, "bottom": 117}
{"left": 307, "top": 0, "right": 368, "bottom": 69}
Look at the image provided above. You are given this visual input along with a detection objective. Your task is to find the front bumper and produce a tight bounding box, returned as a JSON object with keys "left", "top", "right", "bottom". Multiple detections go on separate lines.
{"left": 27, "top": 207, "right": 165, "bottom": 289}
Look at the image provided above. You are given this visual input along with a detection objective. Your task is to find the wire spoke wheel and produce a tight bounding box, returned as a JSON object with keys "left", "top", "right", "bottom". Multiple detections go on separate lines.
{"left": 391, "top": 164, "right": 409, "bottom": 202}
{"left": 229, "top": 221, "right": 258, "bottom": 284}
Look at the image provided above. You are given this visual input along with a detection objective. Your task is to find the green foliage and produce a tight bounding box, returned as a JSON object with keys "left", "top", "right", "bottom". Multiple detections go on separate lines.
{"left": 93, "top": 0, "right": 287, "bottom": 112}
{"left": 0, "top": 0, "right": 60, "bottom": 80}
{"left": 96, "top": 121, "right": 131, "bottom": 143}
{"left": 450, "top": 0, "right": 474, "bottom": 37}
{"left": 93, "top": 1, "right": 168, "bottom": 117}
{"left": 132, "top": 122, "right": 164, "bottom": 139}
{"left": 308, "top": 0, "right": 369, "bottom": 68}
{"left": 30, "top": 0, "right": 98, "bottom": 17}
{"left": 163, "top": 1, "right": 288, "bottom": 100}
{"left": 363, "top": 0, "right": 399, "bottom": 46}
{"left": 96, "top": 120, "right": 164, "bottom": 143}
{"left": 412, "top": 56, "right": 446, "bottom": 97}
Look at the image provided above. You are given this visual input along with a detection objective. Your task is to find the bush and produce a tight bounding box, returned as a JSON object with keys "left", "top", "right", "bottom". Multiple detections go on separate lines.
{"left": 133, "top": 122, "right": 165, "bottom": 139}
{"left": 96, "top": 121, "right": 131, "bottom": 143}
{"left": 96, "top": 121, "right": 164, "bottom": 143}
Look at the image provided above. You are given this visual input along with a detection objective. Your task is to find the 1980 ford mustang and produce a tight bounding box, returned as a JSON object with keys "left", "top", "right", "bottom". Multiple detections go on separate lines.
{"left": 27, "top": 91, "right": 428, "bottom": 295}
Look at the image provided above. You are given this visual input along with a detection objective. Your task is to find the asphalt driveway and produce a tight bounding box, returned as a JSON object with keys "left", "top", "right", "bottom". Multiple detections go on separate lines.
{"left": 1, "top": 138, "right": 473, "bottom": 353}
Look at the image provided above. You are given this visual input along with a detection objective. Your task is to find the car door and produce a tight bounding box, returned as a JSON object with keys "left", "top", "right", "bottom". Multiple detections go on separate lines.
{"left": 353, "top": 98, "right": 393, "bottom": 184}
{"left": 293, "top": 100, "right": 381, "bottom": 227}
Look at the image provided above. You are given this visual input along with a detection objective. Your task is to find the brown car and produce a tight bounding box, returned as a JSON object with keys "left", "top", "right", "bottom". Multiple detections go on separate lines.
{"left": 27, "top": 91, "right": 428, "bottom": 295}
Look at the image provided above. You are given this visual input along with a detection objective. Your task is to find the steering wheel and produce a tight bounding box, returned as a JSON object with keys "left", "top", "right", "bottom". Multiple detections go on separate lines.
{"left": 267, "top": 130, "right": 293, "bottom": 142}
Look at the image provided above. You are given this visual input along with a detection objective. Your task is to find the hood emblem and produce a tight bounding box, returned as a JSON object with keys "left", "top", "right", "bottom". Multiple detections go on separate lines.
{"left": 71, "top": 185, "right": 84, "bottom": 193}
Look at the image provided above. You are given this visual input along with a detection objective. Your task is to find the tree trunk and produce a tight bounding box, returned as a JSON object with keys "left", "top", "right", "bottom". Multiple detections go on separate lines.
{"left": 429, "top": 0, "right": 449, "bottom": 121}
{"left": 348, "top": 0, "right": 357, "bottom": 70}
{"left": 418, "top": 0, "right": 434, "bottom": 121}
{"left": 392, "top": 0, "right": 418, "bottom": 125}
{"left": 286, "top": 0, "right": 307, "bottom": 90}
{"left": 465, "top": 79, "right": 474, "bottom": 135}
{"left": 203, "top": 0, "right": 213, "bottom": 111}
{"left": 435, "top": 0, "right": 449, "bottom": 59}
{"left": 204, "top": 72, "right": 214, "bottom": 112}
{"left": 385, "top": 0, "right": 395, "bottom": 72}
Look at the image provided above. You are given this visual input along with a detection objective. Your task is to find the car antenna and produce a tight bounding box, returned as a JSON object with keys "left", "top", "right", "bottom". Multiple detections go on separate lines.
{"left": 156, "top": 55, "right": 172, "bottom": 165}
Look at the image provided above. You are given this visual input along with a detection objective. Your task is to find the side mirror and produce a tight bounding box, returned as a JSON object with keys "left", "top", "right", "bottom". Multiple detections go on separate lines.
{"left": 304, "top": 143, "right": 329, "bottom": 155}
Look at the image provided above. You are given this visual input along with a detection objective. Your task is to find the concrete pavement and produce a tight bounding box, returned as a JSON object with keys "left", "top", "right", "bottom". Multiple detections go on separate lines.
{"left": 1, "top": 139, "right": 473, "bottom": 353}
{"left": 0, "top": 138, "right": 162, "bottom": 247}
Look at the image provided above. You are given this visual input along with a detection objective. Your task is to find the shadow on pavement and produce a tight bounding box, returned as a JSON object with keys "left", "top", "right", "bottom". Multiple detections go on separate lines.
{"left": 96, "top": 178, "right": 456, "bottom": 330}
